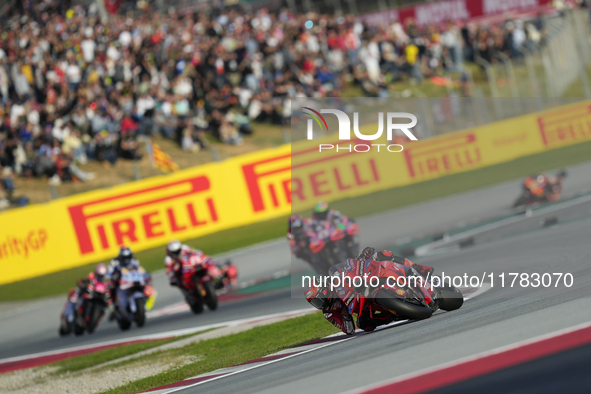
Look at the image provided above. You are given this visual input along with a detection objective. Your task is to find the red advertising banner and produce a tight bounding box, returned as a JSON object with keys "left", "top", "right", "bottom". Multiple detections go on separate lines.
{"left": 358, "top": 0, "right": 553, "bottom": 26}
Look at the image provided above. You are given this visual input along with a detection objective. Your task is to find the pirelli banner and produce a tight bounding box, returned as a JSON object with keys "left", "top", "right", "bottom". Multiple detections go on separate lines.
{"left": 1, "top": 99, "right": 591, "bottom": 284}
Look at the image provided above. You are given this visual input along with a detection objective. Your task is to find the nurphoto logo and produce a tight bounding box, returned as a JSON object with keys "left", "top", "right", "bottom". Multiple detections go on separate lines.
{"left": 303, "top": 108, "right": 418, "bottom": 152}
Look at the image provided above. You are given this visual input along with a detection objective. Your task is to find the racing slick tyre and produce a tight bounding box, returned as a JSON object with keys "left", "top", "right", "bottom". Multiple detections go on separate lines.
{"left": 375, "top": 289, "right": 433, "bottom": 320}
{"left": 86, "top": 305, "right": 100, "bottom": 334}
{"left": 190, "top": 276, "right": 206, "bottom": 314}
{"left": 59, "top": 322, "right": 72, "bottom": 336}
{"left": 437, "top": 286, "right": 464, "bottom": 311}
{"left": 190, "top": 301, "right": 204, "bottom": 314}
{"left": 118, "top": 317, "right": 131, "bottom": 331}
{"left": 203, "top": 281, "right": 218, "bottom": 311}
{"left": 134, "top": 300, "right": 146, "bottom": 327}
{"left": 73, "top": 321, "right": 85, "bottom": 336}
{"left": 513, "top": 195, "right": 527, "bottom": 208}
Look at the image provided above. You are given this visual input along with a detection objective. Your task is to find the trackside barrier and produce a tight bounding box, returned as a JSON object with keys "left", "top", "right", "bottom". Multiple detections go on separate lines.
{"left": 1, "top": 100, "right": 591, "bottom": 284}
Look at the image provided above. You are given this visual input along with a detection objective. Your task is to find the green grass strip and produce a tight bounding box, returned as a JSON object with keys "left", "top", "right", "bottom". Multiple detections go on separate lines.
{"left": 100, "top": 312, "right": 337, "bottom": 394}
{"left": 50, "top": 336, "right": 189, "bottom": 374}
{"left": 2, "top": 139, "right": 591, "bottom": 302}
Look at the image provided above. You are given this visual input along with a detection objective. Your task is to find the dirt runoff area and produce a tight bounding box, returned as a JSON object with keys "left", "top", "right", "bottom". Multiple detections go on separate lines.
{"left": 0, "top": 314, "right": 303, "bottom": 394}
{"left": 0, "top": 358, "right": 190, "bottom": 394}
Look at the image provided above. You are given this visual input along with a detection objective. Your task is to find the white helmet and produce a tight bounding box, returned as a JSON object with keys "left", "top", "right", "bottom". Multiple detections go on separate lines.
{"left": 167, "top": 240, "right": 182, "bottom": 259}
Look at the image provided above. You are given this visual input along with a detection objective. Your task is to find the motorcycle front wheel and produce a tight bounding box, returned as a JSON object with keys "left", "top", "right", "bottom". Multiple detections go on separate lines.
{"left": 86, "top": 304, "right": 97, "bottom": 334}
{"left": 59, "top": 321, "right": 72, "bottom": 336}
{"left": 437, "top": 286, "right": 464, "bottom": 311}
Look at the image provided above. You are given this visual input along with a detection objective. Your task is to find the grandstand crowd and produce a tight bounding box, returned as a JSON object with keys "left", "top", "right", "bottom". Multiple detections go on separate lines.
{"left": 0, "top": 0, "right": 556, "bottom": 203}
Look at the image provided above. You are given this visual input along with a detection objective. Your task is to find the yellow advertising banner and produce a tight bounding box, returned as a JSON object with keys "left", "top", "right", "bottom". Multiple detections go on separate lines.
{"left": 1, "top": 100, "right": 591, "bottom": 284}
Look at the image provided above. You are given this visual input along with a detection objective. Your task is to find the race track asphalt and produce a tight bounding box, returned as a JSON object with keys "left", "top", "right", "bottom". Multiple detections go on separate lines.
{"left": 428, "top": 341, "right": 591, "bottom": 394}
{"left": 1, "top": 161, "right": 591, "bottom": 371}
{"left": 175, "top": 212, "right": 591, "bottom": 394}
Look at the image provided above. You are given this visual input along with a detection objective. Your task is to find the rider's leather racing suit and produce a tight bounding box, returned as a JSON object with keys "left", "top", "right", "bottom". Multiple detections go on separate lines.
{"left": 107, "top": 258, "right": 151, "bottom": 320}
{"left": 106, "top": 257, "right": 140, "bottom": 300}
{"left": 165, "top": 245, "right": 214, "bottom": 288}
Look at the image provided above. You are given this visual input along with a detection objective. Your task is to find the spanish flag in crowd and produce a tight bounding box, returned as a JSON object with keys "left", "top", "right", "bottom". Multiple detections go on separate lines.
{"left": 148, "top": 141, "right": 179, "bottom": 173}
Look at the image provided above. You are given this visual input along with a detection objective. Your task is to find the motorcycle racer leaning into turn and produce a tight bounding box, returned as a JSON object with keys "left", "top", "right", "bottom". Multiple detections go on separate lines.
{"left": 106, "top": 246, "right": 151, "bottom": 321}
{"left": 164, "top": 240, "right": 237, "bottom": 291}
{"left": 522, "top": 171, "right": 567, "bottom": 203}
{"left": 60, "top": 263, "right": 109, "bottom": 334}
{"left": 304, "top": 247, "right": 434, "bottom": 335}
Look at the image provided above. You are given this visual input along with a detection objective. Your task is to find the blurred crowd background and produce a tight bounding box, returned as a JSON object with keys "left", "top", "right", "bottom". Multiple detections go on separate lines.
{"left": 0, "top": 0, "right": 589, "bottom": 208}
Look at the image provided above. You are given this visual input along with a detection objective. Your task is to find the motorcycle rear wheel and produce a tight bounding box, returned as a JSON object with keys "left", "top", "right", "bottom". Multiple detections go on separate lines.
{"left": 135, "top": 300, "right": 146, "bottom": 327}
{"left": 375, "top": 289, "right": 433, "bottom": 320}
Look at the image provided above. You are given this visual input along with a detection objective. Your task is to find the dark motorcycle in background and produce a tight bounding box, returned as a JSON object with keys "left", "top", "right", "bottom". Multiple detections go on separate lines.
{"left": 59, "top": 278, "right": 110, "bottom": 336}
{"left": 75, "top": 279, "right": 109, "bottom": 335}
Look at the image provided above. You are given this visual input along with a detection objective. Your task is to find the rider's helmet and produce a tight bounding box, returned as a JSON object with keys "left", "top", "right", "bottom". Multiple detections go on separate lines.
{"left": 289, "top": 214, "right": 304, "bottom": 235}
{"left": 118, "top": 246, "right": 133, "bottom": 267}
{"left": 375, "top": 249, "right": 394, "bottom": 261}
{"left": 536, "top": 174, "right": 548, "bottom": 185}
{"left": 557, "top": 169, "right": 567, "bottom": 179}
{"left": 94, "top": 263, "right": 108, "bottom": 281}
{"left": 312, "top": 201, "right": 330, "bottom": 221}
{"left": 167, "top": 240, "right": 183, "bottom": 261}
{"left": 304, "top": 280, "right": 333, "bottom": 310}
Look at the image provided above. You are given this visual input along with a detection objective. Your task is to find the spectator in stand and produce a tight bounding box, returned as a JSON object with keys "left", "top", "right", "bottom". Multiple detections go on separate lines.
{"left": 0, "top": 0, "right": 556, "bottom": 196}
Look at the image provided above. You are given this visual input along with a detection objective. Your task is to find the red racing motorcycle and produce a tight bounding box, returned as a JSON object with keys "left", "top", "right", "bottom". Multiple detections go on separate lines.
{"left": 174, "top": 256, "right": 219, "bottom": 314}
{"left": 337, "top": 258, "right": 464, "bottom": 323}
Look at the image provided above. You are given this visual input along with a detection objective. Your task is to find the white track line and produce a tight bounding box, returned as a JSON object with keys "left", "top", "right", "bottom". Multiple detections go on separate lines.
{"left": 0, "top": 308, "right": 316, "bottom": 365}
{"left": 415, "top": 192, "right": 591, "bottom": 256}
{"left": 162, "top": 336, "right": 357, "bottom": 394}
{"left": 149, "top": 285, "right": 492, "bottom": 393}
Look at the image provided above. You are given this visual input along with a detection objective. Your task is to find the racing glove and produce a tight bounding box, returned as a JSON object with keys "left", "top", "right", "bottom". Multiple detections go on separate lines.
{"left": 356, "top": 246, "right": 376, "bottom": 262}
